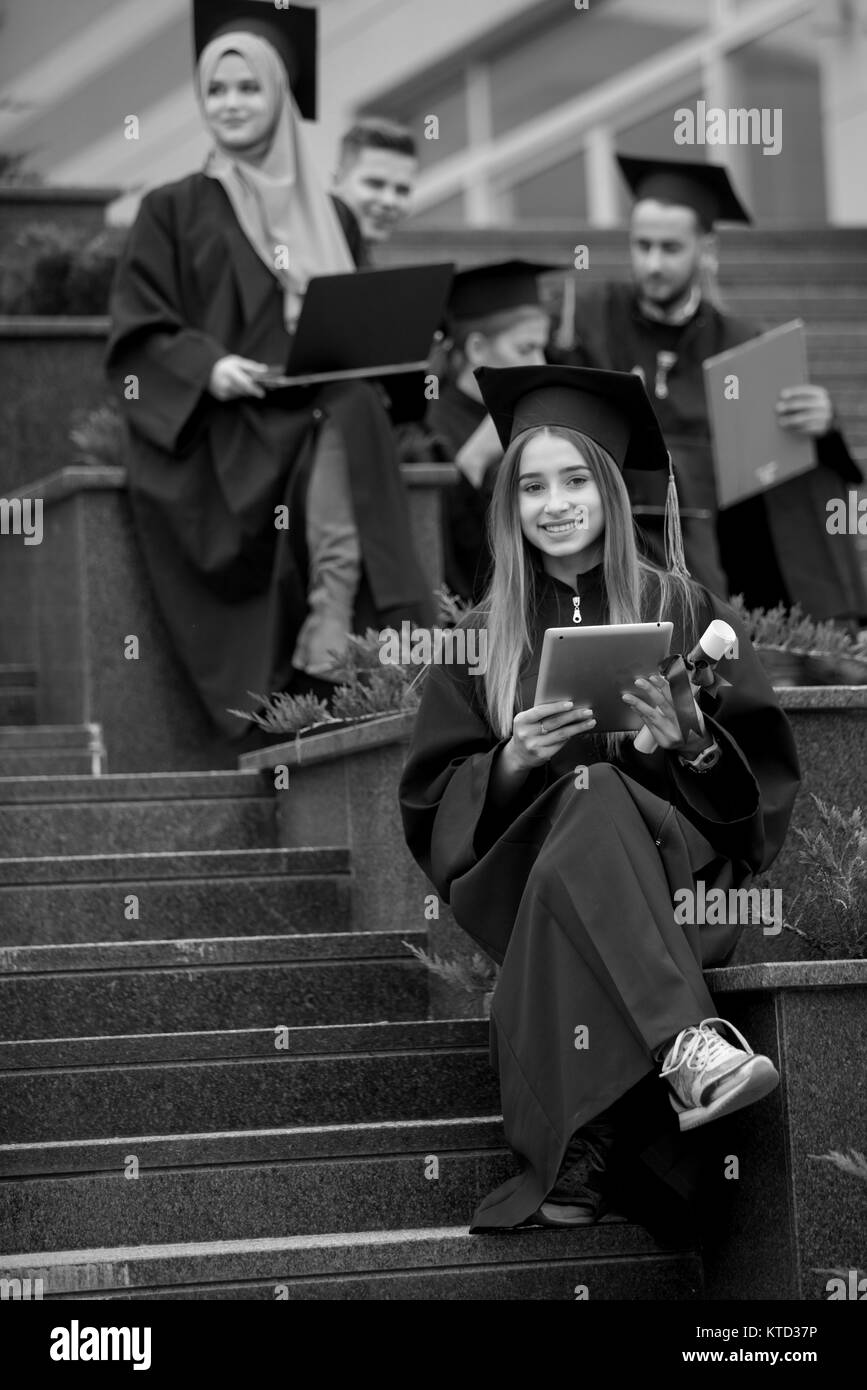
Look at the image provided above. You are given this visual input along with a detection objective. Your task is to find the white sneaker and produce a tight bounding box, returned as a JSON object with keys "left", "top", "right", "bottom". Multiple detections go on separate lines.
{"left": 659, "top": 1017, "right": 779, "bottom": 1132}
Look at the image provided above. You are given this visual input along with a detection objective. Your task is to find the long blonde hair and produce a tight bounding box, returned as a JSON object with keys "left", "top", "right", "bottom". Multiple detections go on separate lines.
{"left": 478, "top": 426, "right": 704, "bottom": 756}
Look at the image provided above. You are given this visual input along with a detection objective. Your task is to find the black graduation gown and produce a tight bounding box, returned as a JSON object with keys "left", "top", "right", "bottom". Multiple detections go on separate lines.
{"left": 426, "top": 381, "right": 498, "bottom": 602}
{"left": 399, "top": 562, "right": 801, "bottom": 1230}
{"left": 105, "top": 173, "right": 434, "bottom": 736}
{"left": 558, "top": 283, "right": 866, "bottom": 621}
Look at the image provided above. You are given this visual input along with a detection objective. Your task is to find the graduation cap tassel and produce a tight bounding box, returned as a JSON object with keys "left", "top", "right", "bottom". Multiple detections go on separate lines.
{"left": 664, "top": 451, "right": 691, "bottom": 581}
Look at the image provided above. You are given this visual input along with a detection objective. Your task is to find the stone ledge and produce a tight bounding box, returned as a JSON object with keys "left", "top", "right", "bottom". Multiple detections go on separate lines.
{"left": 0, "top": 1017, "right": 490, "bottom": 1072}
{"left": 0, "top": 1116, "right": 505, "bottom": 1178}
{"left": 0, "top": 187, "right": 122, "bottom": 205}
{"left": 240, "top": 711, "right": 415, "bottom": 772}
{"left": 241, "top": 684, "right": 867, "bottom": 771}
{"left": 706, "top": 959, "right": 867, "bottom": 991}
{"left": 0, "top": 845, "right": 349, "bottom": 887}
{"left": 0, "top": 928, "right": 427, "bottom": 974}
{"left": 11, "top": 461, "right": 457, "bottom": 504}
{"left": 0, "top": 317, "right": 110, "bottom": 337}
{"left": 775, "top": 685, "right": 867, "bottom": 708}
{"left": 0, "top": 770, "right": 272, "bottom": 804}
{"left": 0, "top": 1219, "right": 688, "bottom": 1292}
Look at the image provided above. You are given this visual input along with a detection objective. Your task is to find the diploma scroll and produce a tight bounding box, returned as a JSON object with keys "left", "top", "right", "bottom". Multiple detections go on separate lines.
{"left": 633, "top": 619, "right": 737, "bottom": 755}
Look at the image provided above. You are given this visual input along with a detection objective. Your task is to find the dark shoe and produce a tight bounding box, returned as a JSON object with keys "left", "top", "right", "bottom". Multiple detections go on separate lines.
{"left": 527, "top": 1117, "right": 617, "bottom": 1228}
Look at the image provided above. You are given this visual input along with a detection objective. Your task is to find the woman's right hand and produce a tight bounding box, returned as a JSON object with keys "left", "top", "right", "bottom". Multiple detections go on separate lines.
{"left": 208, "top": 355, "right": 270, "bottom": 400}
{"left": 504, "top": 700, "right": 596, "bottom": 771}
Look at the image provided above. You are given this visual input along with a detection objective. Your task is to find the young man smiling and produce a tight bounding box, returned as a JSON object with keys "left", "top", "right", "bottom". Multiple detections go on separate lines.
{"left": 332, "top": 117, "right": 418, "bottom": 254}
{"left": 555, "top": 154, "right": 866, "bottom": 624}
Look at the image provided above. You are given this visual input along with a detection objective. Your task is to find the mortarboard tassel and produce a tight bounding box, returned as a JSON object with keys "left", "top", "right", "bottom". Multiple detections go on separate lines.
{"left": 664, "top": 451, "right": 691, "bottom": 581}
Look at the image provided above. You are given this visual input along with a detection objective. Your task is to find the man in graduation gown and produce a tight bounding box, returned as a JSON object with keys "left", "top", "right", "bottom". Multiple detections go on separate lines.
{"left": 105, "top": 1, "right": 434, "bottom": 741}
{"left": 400, "top": 364, "right": 801, "bottom": 1234}
{"left": 555, "top": 155, "right": 866, "bottom": 623}
{"left": 426, "top": 261, "right": 552, "bottom": 601}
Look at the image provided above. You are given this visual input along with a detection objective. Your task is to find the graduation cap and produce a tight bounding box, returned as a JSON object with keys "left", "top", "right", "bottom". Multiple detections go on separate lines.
{"left": 448, "top": 260, "right": 555, "bottom": 322}
{"left": 475, "top": 363, "right": 670, "bottom": 473}
{"left": 475, "top": 363, "right": 691, "bottom": 578}
{"left": 193, "top": 0, "right": 318, "bottom": 120}
{"left": 616, "top": 154, "right": 752, "bottom": 229}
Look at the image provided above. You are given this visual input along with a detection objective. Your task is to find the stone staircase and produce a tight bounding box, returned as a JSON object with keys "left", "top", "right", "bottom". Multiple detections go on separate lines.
{"left": 2, "top": 190, "right": 863, "bottom": 1301}
{"left": 0, "top": 693, "right": 702, "bottom": 1299}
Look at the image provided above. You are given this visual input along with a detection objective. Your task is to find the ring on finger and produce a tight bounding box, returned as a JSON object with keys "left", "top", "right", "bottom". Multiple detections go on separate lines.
{"left": 540, "top": 721, "right": 547, "bottom": 734}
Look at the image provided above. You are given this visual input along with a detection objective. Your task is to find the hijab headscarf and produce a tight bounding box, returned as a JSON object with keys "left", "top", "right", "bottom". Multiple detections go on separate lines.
{"left": 197, "top": 31, "right": 354, "bottom": 331}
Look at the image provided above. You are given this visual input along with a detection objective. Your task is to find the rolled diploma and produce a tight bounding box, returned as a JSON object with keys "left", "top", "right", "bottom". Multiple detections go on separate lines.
{"left": 633, "top": 619, "right": 737, "bottom": 755}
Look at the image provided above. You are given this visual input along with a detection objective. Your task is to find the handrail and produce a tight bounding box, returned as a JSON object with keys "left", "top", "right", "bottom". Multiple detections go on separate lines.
{"left": 413, "top": 0, "right": 815, "bottom": 212}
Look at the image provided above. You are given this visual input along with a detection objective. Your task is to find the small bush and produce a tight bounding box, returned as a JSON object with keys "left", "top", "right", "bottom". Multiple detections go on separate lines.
{"left": 782, "top": 796, "right": 867, "bottom": 959}
{"left": 69, "top": 401, "right": 125, "bottom": 467}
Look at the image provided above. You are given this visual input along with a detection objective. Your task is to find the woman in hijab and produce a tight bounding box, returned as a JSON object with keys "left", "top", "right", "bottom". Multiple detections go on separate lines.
{"left": 106, "top": 27, "right": 434, "bottom": 740}
{"left": 399, "top": 365, "right": 800, "bottom": 1233}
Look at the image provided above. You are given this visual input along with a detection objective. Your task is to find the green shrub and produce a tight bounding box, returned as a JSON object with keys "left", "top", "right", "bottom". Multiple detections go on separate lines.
{"left": 0, "top": 222, "right": 123, "bottom": 314}
{"left": 730, "top": 594, "right": 866, "bottom": 659}
{"left": 782, "top": 796, "right": 867, "bottom": 959}
{"left": 69, "top": 401, "right": 125, "bottom": 466}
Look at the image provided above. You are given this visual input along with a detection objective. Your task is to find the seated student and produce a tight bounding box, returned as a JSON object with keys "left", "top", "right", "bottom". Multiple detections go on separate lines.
{"left": 399, "top": 364, "right": 800, "bottom": 1233}
{"left": 426, "top": 261, "right": 553, "bottom": 602}
{"left": 332, "top": 117, "right": 418, "bottom": 259}
{"left": 105, "top": 5, "right": 434, "bottom": 740}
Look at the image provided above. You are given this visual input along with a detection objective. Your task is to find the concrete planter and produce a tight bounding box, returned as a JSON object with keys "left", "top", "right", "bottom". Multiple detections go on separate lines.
{"left": 2, "top": 467, "right": 450, "bottom": 772}
{"left": 701, "top": 960, "right": 866, "bottom": 1301}
{"left": 756, "top": 647, "right": 811, "bottom": 686}
{"left": 0, "top": 318, "right": 109, "bottom": 495}
{"left": 241, "top": 712, "right": 423, "bottom": 936}
{"left": 741, "top": 686, "right": 867, "bottom": 964}
{"left": 239, "top": 710, "right": 486, "bottom": 1018}
{"left": 0, "top": 187, "right": 120, "bottom": 240}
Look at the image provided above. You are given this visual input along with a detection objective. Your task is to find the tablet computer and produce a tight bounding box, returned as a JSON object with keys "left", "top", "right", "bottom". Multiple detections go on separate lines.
{"left": 534, "top": 622, "right": 674, "bottom": 733}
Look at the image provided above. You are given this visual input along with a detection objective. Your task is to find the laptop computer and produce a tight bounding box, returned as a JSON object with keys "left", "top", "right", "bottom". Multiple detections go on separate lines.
{"left": 702, "top": 319, "right": 815, "bottom": 510}
{"left": 261, "top": 264, "right": 454, "bottom": 388}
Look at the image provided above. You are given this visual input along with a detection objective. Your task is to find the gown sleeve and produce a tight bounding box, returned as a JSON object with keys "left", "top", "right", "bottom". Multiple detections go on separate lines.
{"left": 105, "top": 188, "right": 227, "bottom": 454}
{"left": 398, "top": 627, "right": 550, "bottom": 903}
{"left": 622, "top": 588, "right": 801, "bottom": 874}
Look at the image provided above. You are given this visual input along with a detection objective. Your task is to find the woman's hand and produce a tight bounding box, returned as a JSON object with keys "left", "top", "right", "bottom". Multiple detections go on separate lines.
{"left": 504, "top": 700, "right": 596, "bottom": 772}
{"left": 208, "top": 355, "right": 270, "bottom": 401}
{"left": 622, "top": 673, "right": 712, "bottom": 755}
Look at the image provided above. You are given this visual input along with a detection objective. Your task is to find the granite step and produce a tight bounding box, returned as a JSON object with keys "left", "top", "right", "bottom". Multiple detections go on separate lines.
{"left": 0, "top": 665, "right": 37, "bottom": 726}
{"left": 0, "top": 725, "right": 104, "bottom": 777}
{"left": 0, "top": 1020, "right": 497, "bottom": 1144}
{"left": 0, "top": 1117, "right": 510, "bottom": 1252}
{"left": 0, "top": 1225, "right": 703, "bottom": 1300}
{"left": 0, "top": 771, "right": 278, "bottom": 857}
{"left": 0, "top": 930, "right": 429, "bottom": 1039}
{"left": 0, "top": 846, "right": 351, "bottom": 945}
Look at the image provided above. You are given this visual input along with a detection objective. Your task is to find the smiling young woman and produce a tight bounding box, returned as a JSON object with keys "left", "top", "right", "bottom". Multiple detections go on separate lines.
{"left": 399, "top": 364, "right": 801, "bottom": 1234}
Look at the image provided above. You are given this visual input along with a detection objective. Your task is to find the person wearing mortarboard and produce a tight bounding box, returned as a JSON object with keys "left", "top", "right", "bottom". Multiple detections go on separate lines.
{"left": 553, "top": 155, "right": 866, "bottom": 627}
{"left": 105, "top": 1, "right": 435, "bottom": 745}
{"left": 425, "top": 260, "right": 554, "bottom": 602}
{"left": 400, "top": 364, "right": 800, "bottom": 1233}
